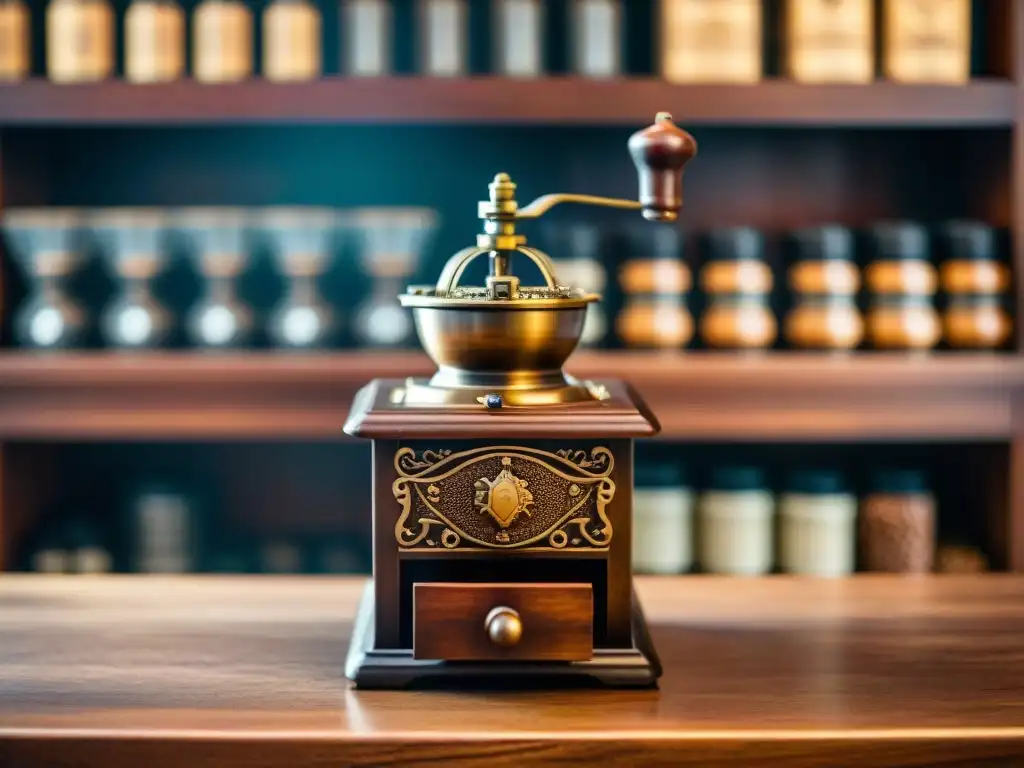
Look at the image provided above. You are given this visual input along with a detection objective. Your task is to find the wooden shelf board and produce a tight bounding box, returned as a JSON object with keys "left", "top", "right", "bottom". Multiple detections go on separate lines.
{"left": 3, "top": 575, "right": 1024, "bottom": 767}
{"left": 0, "top": 351, "right": 1018, "bottom": 441}
{"left": 0, "top": 78, "right": 1015, "bottom": 127}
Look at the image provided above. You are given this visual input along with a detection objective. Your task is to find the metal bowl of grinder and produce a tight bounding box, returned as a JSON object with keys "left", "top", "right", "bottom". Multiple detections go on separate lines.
{"left": 399, "top": 248, "right": 600, "bottom": 405}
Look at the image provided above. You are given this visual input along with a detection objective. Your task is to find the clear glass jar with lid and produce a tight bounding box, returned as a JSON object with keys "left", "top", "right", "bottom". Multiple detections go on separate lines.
{"left": 784, "top": 225, "right": 863, "bottom": 351}
{"left": 860, "top": 469, "right": 935, "bottom": 573}
{"left": 939, "top": 220, "right": 1011, "bottom": 351}
{"left": 865, "top": 221, "right": 941, "bottom": 351}
{"left": 779, "top": 469, "right": 857, "bottom": 577}
{"left": 699, "top": 227, "right": 777, "bottom": 350}
{"left": 698, "top": 466, "right": 774, "bottom": 575}
{"left": 632, "top": 461, "right": 693, "bottom": 575}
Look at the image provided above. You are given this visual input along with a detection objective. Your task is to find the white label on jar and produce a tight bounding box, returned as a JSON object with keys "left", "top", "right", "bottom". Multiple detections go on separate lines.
{"left": 574, "top": 0, "right": 619, "bottom": 78}
{"left": 193, "top": 1, "right": 253, "bottom": 83}
{"left": 0, "top": 2, "right": 29, "bottom": 81}
{"left": 47, "top": 0, "right": 114, "bottom": 83}
{"left": 422, "top": 0, "right": 466, "bottom": 76}
{"left": 787, "top": 0, "right": 873, "bottom": 83}
{"left": 496, "top": 0, "right": 543, "bottom": 77}
{"left": 698, "top": 490, "right": 774, "bottom": 575}
{"left": 282, "top": 305, "right": 320, "bottom": 345}
{"left": 885, "top": 0, "right": 969, "bottom": 83}
{"left": 633, "top": 488, "right": 694, "bottom": 574}
{"left": 200, "top": 305, "right": 238, "bottom": 345}
{"left": 346, "top": 0, "right": 390, "bottom": 76}
{"left": 661, "top": 0, "right": 761, "bottom": 83}
{"left": 264, "top": 1, "right": 321, "bottom": 82}
{"left": 126, "top": 1, "right": 185, "bottom": 83}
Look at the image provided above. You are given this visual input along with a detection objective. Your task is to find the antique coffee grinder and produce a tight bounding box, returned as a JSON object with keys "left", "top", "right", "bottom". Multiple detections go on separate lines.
{"left": 344, "top": 113, "right": 696, "bottom": 689}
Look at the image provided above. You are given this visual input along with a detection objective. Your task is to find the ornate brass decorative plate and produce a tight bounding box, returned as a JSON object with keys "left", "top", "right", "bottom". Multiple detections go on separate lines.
{"left": 393, "top": 446, "right": 616, "bottom": 550}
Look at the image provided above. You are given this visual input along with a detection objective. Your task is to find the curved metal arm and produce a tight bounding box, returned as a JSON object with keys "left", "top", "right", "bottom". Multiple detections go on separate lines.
{"left": 435, "top": 245, "right": 559, "bottom": 295}
{"left": 515, "top": 193, "right": 643, "bottom": 220}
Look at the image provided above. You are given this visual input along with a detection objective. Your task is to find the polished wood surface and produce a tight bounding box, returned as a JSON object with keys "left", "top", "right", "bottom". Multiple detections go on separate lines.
{"left": 0, "top": 351, "right": 1019, "bottom": 440}
{"left": 0, "top": 78, "right": 1014, "bottom": 126}
{"left": 2, "top": 576, "right": 1024, "bottom": 766}
{"left": 413, "top": 582, "right": 594, "bottom": 661}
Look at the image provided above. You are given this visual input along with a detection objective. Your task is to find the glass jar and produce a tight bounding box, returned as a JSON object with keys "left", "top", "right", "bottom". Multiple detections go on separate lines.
{"left": 784, "top": 0, "right": 873, "bottom": 83}
{"left": 47, "top": 0, "right": 114, "bottom": 83}
{"left": 865, "top": 222, "right": 941, "bottom": 351}
{"left": 125, "top": 0, "right": 184, "bottom": 83}
{"left": 193, "top": 0, "right": 253, "bottom": 83}
{"left": 344, "top": 0, "right": 391, "bottom": 76}
{"left": 784, "top": 225, "right": 863, "bottom": 351}
{"left": 661, "top": 0, "right": 761, "bottom": 83}
{"left": 779, "top": 470, "right": 856, "bottom": 577}
{"left": 860, "top": 470, "right": 935, "bottom": 573}
{"left": 554, "top": 224, "right": 607, "bottom": 347}
{"left": 617, "top": 226, "right": 691, "bottom": 349}
{"left": 632, "top": 462, "right": 693, "bottom": 575}
{"left": 698, "top": 466, "right": 774, "bottom": 576}
{"left": 940, "top": 220, "right": 1012, "bottom": 350}
{"left": 700, "top": 227, "right": 777, "bottom": 350}
{"left": 572, "top": 0, "right": 621, "bottom": 78}
{"left": 883, "top": 0, "right": 970, "bottom": 84}
{"left": 494, "top": 0, "right": 544, "bottom": 78}
{"left": 0, "top": 0, "right": 29, "bottom": 81}
{"left": 263, "top": 0, "right": 321, "bottom": 82}
{"left": 419, "top": 0, "right": 468, "bottom": 77}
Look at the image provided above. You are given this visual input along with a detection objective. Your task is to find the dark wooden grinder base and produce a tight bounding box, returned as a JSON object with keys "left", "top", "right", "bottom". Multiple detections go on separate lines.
{"left": 345, "top": 581, "right": 662, "bottom": 690}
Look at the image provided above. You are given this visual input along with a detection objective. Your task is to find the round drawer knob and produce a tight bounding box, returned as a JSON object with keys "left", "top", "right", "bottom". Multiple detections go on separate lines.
{"left": 485, "top": 606, "right": 522, "bottom": 647}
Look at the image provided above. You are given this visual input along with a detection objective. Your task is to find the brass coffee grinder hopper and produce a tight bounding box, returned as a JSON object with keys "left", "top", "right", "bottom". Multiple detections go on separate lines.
{"left": 395, "top": 112, "right": 697, "bottom": 409}
{"left": 344, "top": 114, "right": 696, "bottom": 691}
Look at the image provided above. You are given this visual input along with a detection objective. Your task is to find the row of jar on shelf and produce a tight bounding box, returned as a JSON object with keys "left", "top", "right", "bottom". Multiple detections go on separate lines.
{"left": 0, "top": 0, "right": 972, "bottom": 84}
{"left": 1, "top": 206, "right": 436, "bottom": 350}
{"left": 633, "top": 464, "right": 985, "bottom": 578}
{"left": 575, "top": 220, "right": 1013, "bottom": 352}
{"left": 20, "top": 487, "right": 370, "bottom": 575}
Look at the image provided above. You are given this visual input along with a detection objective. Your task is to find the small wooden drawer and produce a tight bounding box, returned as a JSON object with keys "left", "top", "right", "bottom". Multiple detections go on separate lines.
{"left": 413, "top": 582, "right": 593, "bottom": 662}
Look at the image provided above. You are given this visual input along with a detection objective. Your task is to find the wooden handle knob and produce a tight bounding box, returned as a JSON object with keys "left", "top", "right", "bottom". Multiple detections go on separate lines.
{"left": 628, "top": 112, "right": 698, "bottom": 223}
{"left": 485, "top": 606, "right": 523, "bottom": 647}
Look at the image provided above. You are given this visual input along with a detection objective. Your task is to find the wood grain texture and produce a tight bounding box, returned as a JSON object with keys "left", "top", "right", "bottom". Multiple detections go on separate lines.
{"left": 0, "top": 78, "right": 1014, "bottom": 127}
{"left": 0, "top": 351, "right": 1019, "bottom": 440}
{"left": 413, "top": 582, "right": 593, "bottom": 661}
{"left": 3, "top": 576, "right": 1024, "bottom": 766}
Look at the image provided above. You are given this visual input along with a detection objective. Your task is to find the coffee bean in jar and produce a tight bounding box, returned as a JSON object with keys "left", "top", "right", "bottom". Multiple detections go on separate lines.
{"left": 865, "top": 221, "right": 941, "bottom": 352}
{"left": 860, "top": 470, "right": 935, "bottom": 573}
{"left": 784, "top": 225, "right": 863, "bottom": 352}
{"left": 939, "top": 220, "right": 1012, "bottom": 351}
{"left": 699, "top": 227, "right": 777, "bottom": 350}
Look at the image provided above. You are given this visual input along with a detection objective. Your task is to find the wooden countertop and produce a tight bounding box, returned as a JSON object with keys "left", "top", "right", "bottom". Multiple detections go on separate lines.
{"left": 2, "top": 576, "right": 1024, "bottom": 767}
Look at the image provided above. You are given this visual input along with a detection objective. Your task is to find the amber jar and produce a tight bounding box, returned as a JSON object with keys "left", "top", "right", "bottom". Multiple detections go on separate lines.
{"left": 784, "top": 225, "right": 863, "bottom": 351}
{"left": 47, "top": 0, "right": 114, "bottom": 83}
{"left": 939, "top": 221, "right": 1011, "bottom": 351}
{"left": 617, "top": 226, "right": 692, "bottom": 349}
{"left": 125, "top": 0, "right": 185, "bottom": 83}
{"left": 860, "top": 470, "right": 935, "bottom": 573}
{"left": 0, "top": 0, "right": 29, "bottom": 81}
{"left": 193, "top": 0, "right": 253, "bottom": 83}
{"left": 865, "top": 222, "right": 941, "bottom": 351}
{"left": 700, "top": 227, "right": 776, "bottom": 350}
{"left": 263, "top": 0, "right": 321, "bottom": 82}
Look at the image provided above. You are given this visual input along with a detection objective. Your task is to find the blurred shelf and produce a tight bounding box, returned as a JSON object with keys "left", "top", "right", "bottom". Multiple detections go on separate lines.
{"left": 0, "top": 351, "right": 1020, "bottom": 441}
{"left": 0, "top": 78, "right": 1015, "bottom": 127}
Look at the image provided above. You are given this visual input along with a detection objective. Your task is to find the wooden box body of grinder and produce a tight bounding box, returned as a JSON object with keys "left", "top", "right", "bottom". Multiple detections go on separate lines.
{"left": 344, "top": 380, "right": 661, "bottom": 688}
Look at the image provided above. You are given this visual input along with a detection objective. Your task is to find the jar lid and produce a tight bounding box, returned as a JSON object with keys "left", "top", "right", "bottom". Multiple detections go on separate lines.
{"left": 869, "top": 469, "right": 929, "bottom": 494}
{"left": 785, "top": 469, "right": 846, "bottom": 495}
{"left": 635, "top": 462, "right": 688, "bottom": 488}
{"left": 792, "top": 225, "right": 853, "bottom": 261}
{"left": 706, "top": 227, "right": 763, "bottom": 261}
{"left": 942, "top": 220, "right": 995, "bottom": 261}
{"left": 871, "top": 221, "right": 928, "bottom": 261}
{"left": 708, "top": 466, "right": 765, "bottom": 492}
